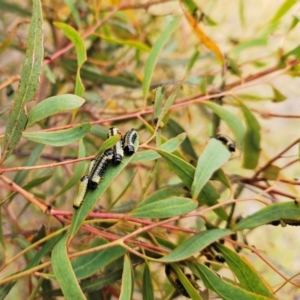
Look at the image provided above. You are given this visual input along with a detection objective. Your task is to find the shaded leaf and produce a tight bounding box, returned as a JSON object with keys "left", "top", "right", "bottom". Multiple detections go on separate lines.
{"left": 191, "top": 138, "right": 231, "bottom": 199}
{"left": 233, "top": 202, "right": 300, "bottom": 230}
{"left": 23, "top": 123, "right": 91, "bottom": 146}
{"left": 271, "top": 86, "right": 286, "bottom": 102}
{"left": 1, "top": 0, "right": 43, "bottom": 162}
{"left": 52, "top": 235, "right": 86, "bottom": 300}
{"left": 160, "top": 229, "right": 231, "bottom": 262}
{"left": 131, "top": 197, "right": 197, "bottom": 219}
{"left": 218, "top": 244, "right": 275, "bottom": 298}
{"left": 143, "top": 17, "right": 180, "bottom": 100}
{"left": 142, "top": 263, "right": 154, "bottom": 300}
{"left": 238, "top": 101, "right": 261, "bottom": 169}
{"left": 27, "top": 94, "right": 85, "bottom": 127}
{"left": 262, "top": 165, "right": 280, "bottom": 180}
{"left": 119, "top": 255, "right": 133, "bottom": 300}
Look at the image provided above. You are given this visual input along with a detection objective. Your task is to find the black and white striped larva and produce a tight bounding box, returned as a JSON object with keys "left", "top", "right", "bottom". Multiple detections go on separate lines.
{"left": 88, "top": 149, "right": 114, "bottom": 190}
{"left": 73, "top": 175, "right": 89, "bottom": 209}
{"left": 216, "top": 134, "right": 236, "bottom": 152}
{"left": 123, "top": 128, "right": 138, "bottom": 155}
{"left": 107, "top": 127, "right": 124, "bottom": 165}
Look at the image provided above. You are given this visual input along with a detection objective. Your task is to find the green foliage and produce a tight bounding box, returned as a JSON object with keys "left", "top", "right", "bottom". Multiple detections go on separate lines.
{"left": 1, "top": 1, "right": 300, "bottom": 299}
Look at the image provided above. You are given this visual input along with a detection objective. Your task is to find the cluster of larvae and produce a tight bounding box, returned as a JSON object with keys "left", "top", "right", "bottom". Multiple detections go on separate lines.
{"left": 73, "top": 128, "right": 138, "bottom": 209}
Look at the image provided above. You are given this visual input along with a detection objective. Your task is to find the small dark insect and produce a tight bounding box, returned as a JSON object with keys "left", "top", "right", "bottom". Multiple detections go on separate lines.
{"left": 215, "top": 134, "right": 236, "bottom": 152}
{"left": 107, "top": 127, "right": 124, "bottom": 165}
{"left": 73, "top": 175, "right": 89, "bottom": 209}
{"left": 88, "top": 149, "right": 114, "bottom": 189}
{"left": 123, "top": 128, "right": 138, "bottom": 155}
{"left": 165, "top": 265, "right": 190, "bottom": 298}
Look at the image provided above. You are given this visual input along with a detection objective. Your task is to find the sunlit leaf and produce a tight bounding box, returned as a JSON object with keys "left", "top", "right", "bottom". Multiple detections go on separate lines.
{"left": 143, "top": 17, "right": 180, "bottom": 101}
{"left": 23, "top": 123, "right": 91, "bottom": 146}
{"left": 131, "top": 197, "right": 197, "bottom": 218}
{"left": 52, "top": 235, "right": 86, "bottom": 299}
{"left": 191, "top": 138, "right": 231, "bottom": 199}
{"left": 160, "top": 229, "right": 231, "bottom": 262}
{"left": 234, "top": 202, "right": 300, "bottom": 230}
{"left": 119, "top": 255, "right": 133, "bottom": 300}
{"left": 218, "top": 244, "right": 275, "bottom": 298}
{"left": 1, "top": 0, "right": 43, "bottom": 162}
{"left": 269, "top": 0, "right": 297, "bottom": 23}
{"left": 27, "top": 94, "right": 85, "bottom": 127}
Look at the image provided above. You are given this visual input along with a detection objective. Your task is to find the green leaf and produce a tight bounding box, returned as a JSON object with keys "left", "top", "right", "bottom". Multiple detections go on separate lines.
{"left": 262, "top": 165, "right": 280, "bottom": 180}
{"left": 271, "top": 86, "right": 287, "bottom": 102}
{"left": 54, "top": 22, "right": 87, "bottom": 97}
{"left": 0, "top": 231, "right": 63, "bottom": 300}
{"left": 55, "top": 139, "right": 86, "bottom": 197}
{"left": 160, "top": 229, "right": 231, "bottom": 262}
{"left": 0, "top": 0, "right": 31, "bottom": 16}
{"left": 69, "top": 137, "right": 139, "bottom": 238}
{"left": 130, "top": 197, "right": 197, "bottom": 219}
{"left": 269, "top": 0, "right": 297, "bottom": 23}
{"left": 170, "top": 263, "right": 203, "bottom": 300}
{"left": 233, "top": 202, "right": 300, "bottom": 230}
{"left": 72, "top": 238, "right": 126, "bottom": 279}
{"left": 131, "top": 133, "right": 186, "bottom": 163}
{"left": 196, "top": 263, "right": 274, "bottom": 300}
{"left": 119, "top": 255, "right": 133, "bottom": 300}
{"left": 23, "top": 123, "right": 91, "bottom": 146}
{"left": 238, "top": 101, "right": 261, "bottom": 169}
{"left": 1, "top": 0, "right": 43, "bottom": 162}
{"left": 191, "top": 138, "right": 231, "bottom": 199}
{"left": 27, "top": 94, "right": 85, "bottom": 127}
{"left": 204, "top": 102, "right": 245, "bottom": 145}
{"left": 141, "top": 186, "right": 186, "bottom": 207}
{"left": 142, "top": 263, "right": 154, "bottom": 300}
{"left": 143, "top": 17, "right": 180, "bottom": 101}
{"left": 156, "top": 84, "right": 181, "bottom": 128}
{"left": 218, "top": 244, "right": 275, "bottom": 298}
{"left": 153, "top": 86, "right": 163, "bottom": 120}
{"left": 52, "top": 234, "right": 86, "bottom": 300}
{"left": 230, "top": 38, "right": 268, "bottom": 56}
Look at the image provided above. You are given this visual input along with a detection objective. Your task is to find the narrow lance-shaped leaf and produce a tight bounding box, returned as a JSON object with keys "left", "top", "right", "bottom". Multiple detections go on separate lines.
{"left": 204, "top": 101, "right": 245, "bottom": 145}
{"left": 54, "top": 22, "right": 87, "bottom": 97}
{"left": 269, "top": 0, "right": 297, "bottom": 24}
{"left": 196, "top": 263, "right": 274, "bottom": 300}
{"left": 238, "top": 100, "right": 261, "bottom": 169}
{"left": 142, "top": 263, "right": 154, "bottom": 300}
{"left": 23, "top": 123, "right": 91, "bottom": 146}
{"left": 119, "top": 255, "right": 133, "bottom": 300}
{"left": 217, "top": 244, "right": 275, "bottom": 298}
{"left": 52, "top": 235, "right": 86, "bottom": 300}
{"left": 1, "top": 0, "right": 43, "bottom": 162}
{"left": 191, "top": 138, "right": 231, "bottom": 199}
{"left": 27, "top": 94, "right": 85, "bottom": 127}
{"left": 234, "top": 201, "right": 300, "bottom": 231}
{"left": 160, "top": 229, "right": 232, "bottom": 262}
{"left": 143, "top": 17, "right": 180, "bottom": 102}
{"left": 130, "top": 197, "right": 197, "bottom": 219}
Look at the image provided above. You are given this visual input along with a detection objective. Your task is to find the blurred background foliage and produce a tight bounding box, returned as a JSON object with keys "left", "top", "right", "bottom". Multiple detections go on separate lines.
{"left": 0, "top": 0, "right": 300, "bottom": 299}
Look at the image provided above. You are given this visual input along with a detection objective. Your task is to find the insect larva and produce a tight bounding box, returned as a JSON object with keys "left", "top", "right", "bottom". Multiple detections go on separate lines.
{"left": 165, "top": 264, "right": 190, "bottom": 298}
{"left": 88, "top": 149, "right": 114, "bottom": 190}
{"left": 123, "top": 128, "right": 137, "bottom": 155}
{"left": 215, "top": 134, "right": 236, "bottom": 152}
{"left": 73, "top": 175, "right": 89, "bottom": 209}
{"left": 107, "top": 127, "right": 124, "bottom": 165}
